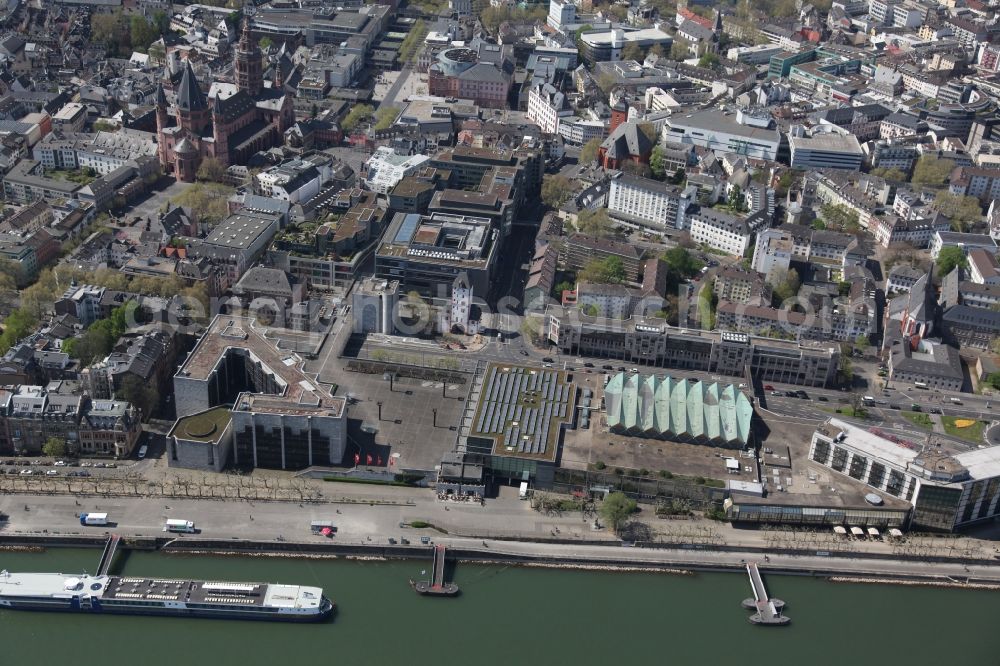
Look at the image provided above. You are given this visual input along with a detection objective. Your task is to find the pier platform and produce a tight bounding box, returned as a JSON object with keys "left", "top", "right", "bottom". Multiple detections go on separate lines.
{"left": 411, "top": 545, "right": 459, "bottom": 596}
{"left": 741, "top": 562, "right": 789, "bottom": 626}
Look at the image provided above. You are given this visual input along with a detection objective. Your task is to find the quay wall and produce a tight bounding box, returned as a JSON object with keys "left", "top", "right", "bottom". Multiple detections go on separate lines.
{"left": 0, "top": 534, "right": 996, "bottom": 586}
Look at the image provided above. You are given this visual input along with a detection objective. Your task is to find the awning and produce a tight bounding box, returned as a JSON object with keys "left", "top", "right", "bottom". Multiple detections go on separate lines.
{"left": 867, "top": 527, "right": 880, "bottom": 537}
{"left": 320, "top": 527, "right": 332, "bottom": 536}
{"left": 833, "top": 526, "right": 847, "bottom": 535}
{"left": 888, "top": 528, "right": 903, "bottom": 538}
{"left": 850, "top": 526, "right": 864, "bottom": 537}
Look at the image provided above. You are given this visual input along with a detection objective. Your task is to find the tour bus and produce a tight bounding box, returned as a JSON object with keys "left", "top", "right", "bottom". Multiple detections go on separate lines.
{"left": 914, "top": 381, "right": 929, "bottom": 389}
{"left": 163, "top": 519, "right": 196, "bottom": 533}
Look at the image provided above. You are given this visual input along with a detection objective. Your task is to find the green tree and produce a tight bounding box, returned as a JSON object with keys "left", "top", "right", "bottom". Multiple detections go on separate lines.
{"left": 661, "top": 246, "right": 703, "bottom": 278}
{"left": 769, "top": 267, "right": 800, "bottom": 303}
{"left": 697, "top": 283, "right": 717, "bottom": 329}
{"left": 872, "top": 167, "right": 908, "bottom": 181}
{"left": 621, "top": 42, "right": 644, "bottom": 62}
{"left": 398, "top": 19, "right": 428, "bottom": 63}
{"left": 119, "top": 375, "right": 159, "bottom": 421}
{"left": 986, "top": 372, "right": 1000, "bottom": 390}
{"left": 595, "top": 72, "right": 617, "bottom": 94}
{"left": 992, "top": 337, "right": 1000, "bottom": 356}
{"left": 582, "top": 303, "right": 599, "bottom": 316}
{"left": 838, "top": 350, "right": 853, "bottom": 386}
{"left": 912, "top": 155, "right": 955, "bottom": 187}
{"left": 579, "top": 137, "right": 602, "bottom": 165}
{"left": 341, "top": 104, "right": 374, "bottom": 131}
{"left": 259, "top": 36, "right": 273, "bottom": 50}
{"left": 819, "top": 203, "right": 860, "bottom": 232}
{"left": 196, "top": 157, "right": 227, "bottom": 183}
{"left": 541, "top": 175, "right": 574, "bottom": 208}
{"left": 600, "top": 491, "right": 638, "bottom": 534}
{"left": 171, "top": 182, "right": 234, "bottom": 226}
{"left": 727, "top": 185, "right": 744, "bottom": 211}
{"left": 649, "top": 145, "right": 667, "bottom": 180}
{"left": 933, "top": 191, "right": 983, "bottom": 232}
{"left": 579, "top": 256, "right": 625, "bottom": 284}
{"left": 373, "top": 105, "right": 400, "bottom": 131}
{"left": 811, "top": 218, "right": 827, "bottom": 230}
{"left": 648, "top": 43, "right": 665, "bottom": 59}
{"left": 553, "top": 280, "right": 574, "bottom": 297}
{"left": 671, "top": 167, "right": 686, "bottom": 184}
{"left": 856, "top": 334, "right": 870, "bottom": 348}
{"left": 936, "top": 246, "right": 968, "bottom": 276}
{"left": 576, "top": 208, "right": 614, "bottom": 237}
{"left": 573, "top": 24, "right": 594, "bottom": 53}
{"left": 698, "top": 52, "right": 720, "bottom": 69}
{"left": 670, "top": 38, "right": 690, "bottom": 61}
{"left": 42, "top": 436, "right": 66, "bottom": 458}
{"left": 130, "top": 14, "right": 159, "bottom": 52}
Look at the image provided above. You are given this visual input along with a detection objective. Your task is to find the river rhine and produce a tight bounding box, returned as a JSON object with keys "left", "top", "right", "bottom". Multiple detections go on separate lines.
{"left": 0, "top": 548, "right": 997, "bottom": 665}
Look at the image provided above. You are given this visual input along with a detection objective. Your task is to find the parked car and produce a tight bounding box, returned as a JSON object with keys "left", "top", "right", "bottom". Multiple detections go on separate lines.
{"left": 764, "top": 385, "right": 775, "bottom": 391}
{"left": 54, "top": 460, "right": 67, "bottom": 466}
{"left": 817, "top": 396, "right": 829, "bottom": 402}
{"left": 45, "top": 470, "right": 58, "bottom": 476}
{"left": 583, "top": 362, "right": 594, "bottom": 368}
{"left": 19, "top": 469, "right": 33, "bottom": 475}
{"left": 542, "top": 357, "right": 554, "bottom": 363}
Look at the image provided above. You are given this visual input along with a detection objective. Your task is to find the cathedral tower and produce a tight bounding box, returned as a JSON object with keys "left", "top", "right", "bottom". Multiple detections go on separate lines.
{"left": 234, "top": 15, "right": 263, "bottom": 98}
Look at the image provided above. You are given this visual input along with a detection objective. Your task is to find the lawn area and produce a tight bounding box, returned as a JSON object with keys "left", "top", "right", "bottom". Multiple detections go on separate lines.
{"left": 942, "top": 416, "right": 986, "bottom": 443}
{"left": 824, "top": 407, "right": 868, "bottom": 418}
{"left": 48, "top": 169, "right": 96, "bottom": 185}
{"left": 903, "top": 411, "right": 933, "bottom": 429}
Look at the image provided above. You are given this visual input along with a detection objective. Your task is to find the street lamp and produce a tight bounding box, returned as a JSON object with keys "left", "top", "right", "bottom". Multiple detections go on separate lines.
{"left": 377, "top": 401, "right": 383, "bottom": 421}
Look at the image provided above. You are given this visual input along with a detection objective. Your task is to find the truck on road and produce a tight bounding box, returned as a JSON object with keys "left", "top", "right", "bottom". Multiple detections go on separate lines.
{"left": 80, "top": 512, "right": 109, "bottom": 526}
{"left": 163, "top": 519, "right": 196, "bottom": 533}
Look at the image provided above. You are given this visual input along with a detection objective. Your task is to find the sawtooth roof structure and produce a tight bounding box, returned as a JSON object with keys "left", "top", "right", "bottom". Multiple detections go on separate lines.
{"left": 604, "top": 374, "right": 753, "bottom": 447}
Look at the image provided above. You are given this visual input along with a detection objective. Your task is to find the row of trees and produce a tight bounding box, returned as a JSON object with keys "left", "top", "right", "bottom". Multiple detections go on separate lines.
{"left": 398, "top": 20, "right": 427, "bottom": 64}
{"left": 0, "top": 263, "right": 209, "bottom": 357}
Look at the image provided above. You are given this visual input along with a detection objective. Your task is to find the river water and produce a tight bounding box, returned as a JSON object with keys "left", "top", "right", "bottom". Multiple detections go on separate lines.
{"left": 0, "top": 548, "right": 997, "bottom": 665}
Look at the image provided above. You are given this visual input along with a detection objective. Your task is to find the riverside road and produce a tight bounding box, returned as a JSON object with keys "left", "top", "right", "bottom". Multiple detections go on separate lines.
{"left": 4, "top": 487, "right": 1000, "bottom": 584}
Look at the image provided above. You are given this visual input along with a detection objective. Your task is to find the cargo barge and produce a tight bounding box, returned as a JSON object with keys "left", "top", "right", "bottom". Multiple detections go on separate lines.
{"left": 0, "top": 571, "right": 334, "bottom": 622}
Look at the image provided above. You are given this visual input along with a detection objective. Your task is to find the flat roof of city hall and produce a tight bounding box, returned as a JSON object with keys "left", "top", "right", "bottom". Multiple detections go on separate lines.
{"left": 176, "top": 315, "right": 345, "bottom": 417}
{"left": 468, "top": 363, "right": 577, "bottom": 463}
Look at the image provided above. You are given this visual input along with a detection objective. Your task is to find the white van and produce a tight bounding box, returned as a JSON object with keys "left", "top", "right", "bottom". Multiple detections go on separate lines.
{"left": 137, "top": 445, "right": 148, "bottom": 459}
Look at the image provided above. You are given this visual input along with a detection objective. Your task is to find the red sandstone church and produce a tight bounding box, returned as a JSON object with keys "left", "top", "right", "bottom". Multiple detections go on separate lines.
{"left": 156, "top": 18, "right": 295, "bottom": 182}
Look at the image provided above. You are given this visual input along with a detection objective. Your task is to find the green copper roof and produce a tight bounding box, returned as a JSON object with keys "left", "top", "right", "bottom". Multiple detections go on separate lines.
{"left": 604, "top": 372, "right": 753, "bottom": 446}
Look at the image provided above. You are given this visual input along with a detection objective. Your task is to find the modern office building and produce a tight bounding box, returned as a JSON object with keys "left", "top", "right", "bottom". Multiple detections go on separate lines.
{"left": 375, "top": 212, "right": 499, "bottom": 298}
{"left": 578, "top": 27, "right": 672, "bottom": 65}
{"left": 809, "top": 418, "right": 1000, "bottom": 532}
{"left": 664, "top": 109, "right": 783, "bottom": 160}
{"left": 172, "top": 315, "right": 347, "bottom": 471}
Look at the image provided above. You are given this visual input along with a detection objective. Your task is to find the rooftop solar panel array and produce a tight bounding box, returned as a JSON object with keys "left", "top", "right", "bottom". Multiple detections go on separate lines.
{"left": 473, "top": 365, "right": 574, "bottom": 458}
